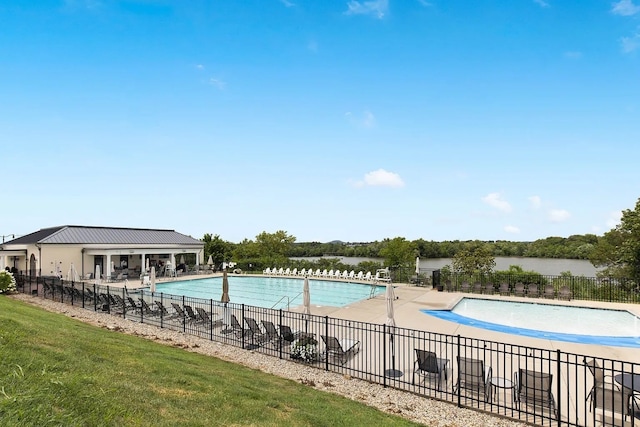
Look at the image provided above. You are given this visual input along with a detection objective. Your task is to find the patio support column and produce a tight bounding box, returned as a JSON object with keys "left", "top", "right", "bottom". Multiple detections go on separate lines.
{"left": 141, "top": 252, "right": 147, "bottom": 272}
{"left": 106, "top": 254, "right": 112, "bottom": 279}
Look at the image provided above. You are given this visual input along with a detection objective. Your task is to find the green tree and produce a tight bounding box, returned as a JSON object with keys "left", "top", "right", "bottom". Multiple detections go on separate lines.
{"left": 203, "top": 234, "right": 234, "bottom": 268}
{"left": 379, "top": 237, "right": 415, "bottom": 281}
{"left": 590, "top": 198, "right": 640, "bottom": 283}
{"left": 254, "top": 230, "right": 296, "bottom": 266}
{"left": 451, "top": 242, "right": 496, "bottom": 277}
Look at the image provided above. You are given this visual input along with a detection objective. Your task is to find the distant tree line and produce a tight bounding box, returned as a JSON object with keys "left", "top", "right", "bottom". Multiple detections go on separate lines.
{"left": 288, "top": 234, "right": 599, "bottom": 260}
{"left": 200, "top": 197, "right": 640, "bottom": 284}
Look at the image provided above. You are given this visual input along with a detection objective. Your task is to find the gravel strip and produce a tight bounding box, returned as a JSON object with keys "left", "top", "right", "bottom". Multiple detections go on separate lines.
{"left": 10, "top": 294, "right": 528, "bottom": 427}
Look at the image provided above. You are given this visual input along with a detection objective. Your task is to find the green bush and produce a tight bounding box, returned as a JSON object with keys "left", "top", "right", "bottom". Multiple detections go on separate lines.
{"left": 0, "top": 270, "right": 17, "bottom": 294}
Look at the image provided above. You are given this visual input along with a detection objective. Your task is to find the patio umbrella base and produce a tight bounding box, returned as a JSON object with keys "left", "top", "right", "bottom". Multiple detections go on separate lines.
{"left": 384, "top": 369, "right": 404, "bottom": 378}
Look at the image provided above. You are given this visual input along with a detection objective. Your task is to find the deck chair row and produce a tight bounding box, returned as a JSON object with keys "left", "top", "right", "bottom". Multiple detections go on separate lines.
{"left": 221, "top": 315, "right": 360, "bottom": 364}
{"left": 450, "top": 282, "right": 573, "bottom": 300}
{"left": 263, "top": 267, "right": 383, "bottom": 282}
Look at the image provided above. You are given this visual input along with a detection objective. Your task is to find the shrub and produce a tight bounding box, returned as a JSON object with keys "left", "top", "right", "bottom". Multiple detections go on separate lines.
{"left": 0, "top": 270, "right": 17, "bottom": 294}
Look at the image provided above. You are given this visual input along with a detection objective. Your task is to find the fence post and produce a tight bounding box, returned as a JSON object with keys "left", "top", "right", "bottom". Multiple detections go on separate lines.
{"left": 182, "top": 295, "right": 186, "bottom": 333}
{"left": 457, "top": 335, "right": 461, "bottom": 407}
{"left": 209, "top": 298, "right": 213, "bottom": 340}
{"left": 324, "top": 316, "right": 329, "bottom": 371}
{"left": 278, "top": 309, "right": 283, "bottom": 360}
{"left": 383, "top": 325, "right": 387, "bottom": 388}
{"left": 556, "top": 349, "right": 561, "bottom": 427}
{"left": 241, "top": 304, "right": 246, "bottom": 349}
{"left": 93, "top": 283, "right": 97, "bottom": 312}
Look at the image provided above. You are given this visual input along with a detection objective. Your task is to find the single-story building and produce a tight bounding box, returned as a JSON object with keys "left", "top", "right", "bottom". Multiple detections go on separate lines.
{"left": 0, "top": 225, "right": 205, "bottom": 280}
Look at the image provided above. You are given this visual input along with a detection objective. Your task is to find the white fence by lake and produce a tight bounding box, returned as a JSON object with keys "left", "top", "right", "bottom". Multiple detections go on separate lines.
{"left": 291, "top": 256, "right": 600, "bottom": 277}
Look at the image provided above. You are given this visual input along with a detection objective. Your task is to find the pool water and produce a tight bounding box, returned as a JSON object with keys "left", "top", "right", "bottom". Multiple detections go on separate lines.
{"left": 154, "top": 276, "right": 384, "bottom": 309}
{"left": 422, "top": 298, "right": 640, "bottom": 348}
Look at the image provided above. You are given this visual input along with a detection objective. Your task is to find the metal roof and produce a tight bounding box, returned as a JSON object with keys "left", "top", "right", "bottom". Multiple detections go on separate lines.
{"left": 5, "top": 226, "right": 203, "bottom": 246}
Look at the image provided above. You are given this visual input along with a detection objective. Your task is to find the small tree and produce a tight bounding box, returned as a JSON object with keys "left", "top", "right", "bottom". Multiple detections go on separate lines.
{"left": 451, "top": 242, "right": 496, "bottom": 280}
{"left": 590, "top": 197, "right": 640, "bottom": 286}
{"left": 379, "top": 237, "right": 415, "bottom": 282}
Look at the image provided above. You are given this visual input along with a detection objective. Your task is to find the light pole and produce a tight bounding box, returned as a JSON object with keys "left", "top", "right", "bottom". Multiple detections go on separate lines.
{"left": 2, "top": 234, "right": 15, "bottom": 243}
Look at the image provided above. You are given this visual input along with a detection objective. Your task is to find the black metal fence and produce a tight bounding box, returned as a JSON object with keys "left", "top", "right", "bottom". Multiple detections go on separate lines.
{"left": 431, "top": 272, "right": 640, "bottom": 304}
{"left": 16, "top": 275, "right": 640, "bottom": 427}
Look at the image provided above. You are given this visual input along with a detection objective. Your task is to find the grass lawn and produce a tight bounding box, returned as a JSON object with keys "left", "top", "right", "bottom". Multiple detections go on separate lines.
{"left": 0, "top": 296, "right": 423, "bottom": 426}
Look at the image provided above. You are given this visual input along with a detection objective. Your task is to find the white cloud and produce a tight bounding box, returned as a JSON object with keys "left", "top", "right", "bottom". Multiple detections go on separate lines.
{"left": 504, "top": 225, "right": 521, "bottom": 234}
{"left": 606, "top": 210, "right": 623, "bottom": 228}
{"left": 621, "top": 32, "right": 640, "bottom": 53}
{"left": 344, "top": 0, "right": 388, "bottom": 19}
{"left": 417, "top": 0, "right": 432, "bottom": 6}
{"left": 307, "top": 40, "right": 318, "bottom": 53}
{"left": 612, "top": 0, "right": 640, "bottom": 16}
{"left": 528, "top": 195, "right": 542, "bottom": 209}
{"left": 534, "top": 0, "right": 550, "bottom": 7}
{"left": 345, "top": 110, "right": 376, "bottom": 128}
{"left": 280, "top": 0, "right": 295, "bottom": 7}
{"left": 352, "top": 169, "right": 405, "bottom": 188}
{"left": 548, "top": 209, "right": 571, "bottom": 222}
{"left": 209, "top": 78, "right": 226, "bottom": 90}
{"left": 195, "top": 64, "right": 204, "bottom": 70}
{"left": 481, "top": 192, "right": 512, "bottom": 213}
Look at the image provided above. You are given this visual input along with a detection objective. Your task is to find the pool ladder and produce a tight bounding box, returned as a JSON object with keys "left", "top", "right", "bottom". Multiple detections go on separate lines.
{"left": 271, "top": 291, "right": 303, "bottom": 310}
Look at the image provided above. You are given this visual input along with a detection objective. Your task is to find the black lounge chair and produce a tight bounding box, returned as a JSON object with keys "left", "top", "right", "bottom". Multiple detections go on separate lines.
{"left": 543, "top": 285, "right": 556, "bottom": 299}
{"left": 171, "top": 302, "right": 188, "bottom": 323}
{"left": 195, "top": 307, "right": 222, "bottom": 328}
{"left": 513, "top": 283, "right": 526, "bottom": 297}
{"left": 526, "top": 285, "right": 540, "bottom": 298}
{"left": 413, "top": 349, "right": 449, "bottom": 391}
{"left": 558, "top": 285, "right": 572, "bottom": 300}
{"left": 183, "top": 305, "right": 200, "bottom": 323}
{"left": 244, "top": 317, "right": 269, "bottom": 345}
{"left": 498, "top": 282, "right": 511, "bottom": 296}
{"left": 138, "top": 298, "right": 161, "bottom": 316}
{"left": 261, "top": 320, "right": 285, "bottom": 348}
{"left": 454, "top": 356, "right": 492, "bottom": 401}
{"left": 515, "top": 368, "right": 557, "bottom": 419}
{"left": 154, "top": 300, "right": 172, "bottom": 318}
{"left": 321, "top": 335, "right": 361, "bottom": 365}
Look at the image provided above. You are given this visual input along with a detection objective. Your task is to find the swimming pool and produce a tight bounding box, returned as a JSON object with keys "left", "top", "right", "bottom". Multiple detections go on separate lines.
{"left": 154, "top": 276, "right": 384, "bottom": 309}
{"left": 422, "top": 298, "right": 640, "bottom": 348}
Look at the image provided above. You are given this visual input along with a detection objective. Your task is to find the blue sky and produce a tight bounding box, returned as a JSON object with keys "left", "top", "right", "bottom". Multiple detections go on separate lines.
{"left": 2, "top": 0, "right": 639, "bottom": 243}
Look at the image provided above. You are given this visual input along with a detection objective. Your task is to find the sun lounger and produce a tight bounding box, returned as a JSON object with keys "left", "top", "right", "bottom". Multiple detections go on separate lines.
{"left": 196, "top": 307, "right": 222, "bottom": 328}
{"left": 244, "top": 317, "right": 269, "bottom": 345}
{"left": 321, "top": 335, "right": 360, "bottom": 365}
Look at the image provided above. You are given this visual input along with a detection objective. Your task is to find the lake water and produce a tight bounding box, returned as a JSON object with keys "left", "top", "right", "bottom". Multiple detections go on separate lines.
{"left": 291, "top": 256, "right": 599, "bottom": 277}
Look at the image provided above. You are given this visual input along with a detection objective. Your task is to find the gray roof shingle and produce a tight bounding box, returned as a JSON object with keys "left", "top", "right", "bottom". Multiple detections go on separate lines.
{"left": 6, "top": 226, "right": 203, "bottom": 246}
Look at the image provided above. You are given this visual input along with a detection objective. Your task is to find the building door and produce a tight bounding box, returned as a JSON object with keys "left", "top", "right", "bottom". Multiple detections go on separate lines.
{"left": 29, "top": 254, "right": 37, "bottom": 277}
